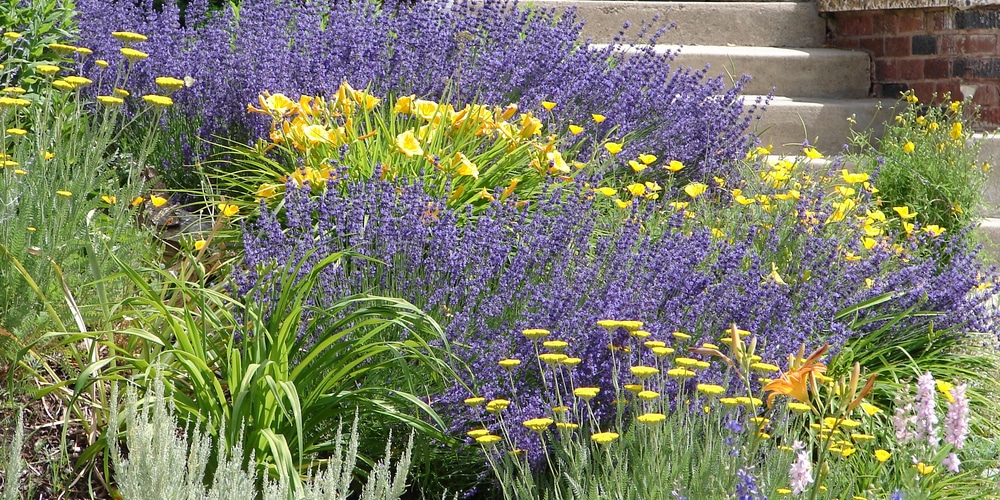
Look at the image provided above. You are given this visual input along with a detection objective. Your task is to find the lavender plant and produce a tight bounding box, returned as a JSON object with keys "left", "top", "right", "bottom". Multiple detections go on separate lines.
{"left": 73, "top": 0, "right": 756, "bottom": 187}
{"left": 238, "top": 175, "right": 997, "bottom": 469}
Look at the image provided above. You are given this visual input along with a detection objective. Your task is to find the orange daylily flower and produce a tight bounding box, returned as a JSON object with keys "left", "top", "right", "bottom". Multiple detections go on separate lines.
{"left": 762, "top": 344, "right": 829, "bottom": 408}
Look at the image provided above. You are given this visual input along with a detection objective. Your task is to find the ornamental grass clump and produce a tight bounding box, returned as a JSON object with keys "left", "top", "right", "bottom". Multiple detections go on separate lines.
{"left": 75, "top": 0, "right": 756, "bottom": 188}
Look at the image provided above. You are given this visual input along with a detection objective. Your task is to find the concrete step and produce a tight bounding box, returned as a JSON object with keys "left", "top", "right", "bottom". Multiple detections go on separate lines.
{"left": 976, "top": 134, "right": 1000, "bottom": 217}
{"left": 534, "top": 1, "right": 826, "bottom": 47}
{"left": 603, "top": 45, "right": 871, "bottom": 99}
{"left": 975, "top": 217, "right": 1000, "bottom": 261}
{"left": 749, "top": 96, "right": 887, "bottom": 155}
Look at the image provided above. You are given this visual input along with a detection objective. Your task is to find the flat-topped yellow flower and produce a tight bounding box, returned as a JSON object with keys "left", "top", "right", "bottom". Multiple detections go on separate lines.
{"left": 697, "top": 384, "right": 725, "bottom": 396}
{"left": 476, "top": 434, "right": 502, "bottom": 445}
{"left": 637, "top": 412, "right": 666, "bottom": 425}
{"left": 142, "top": 94, "right": 173, "bottom": 107}
{"left": 522, "top": 328, "right": 550, "bottom": 341}
{"left": 1, "top": 87, "right": 25, "bottom": 94}
{"left": 750, "top": 362, "right": 780, "bottom": 373}
{"left": 559, "top": 358, "right": 583, "bottom": 367}
{"left": 75, "top": 47, "right": 93, "bottom": 55}
{"left": 667, "top": 368, "right": 696, "bottom": 378}
{"left": 630, "top": 366, "right": 659, "bottom": 379}
{"left": 464, "top": 397, "right": 486, "bottom": 407}
{"left": 594, "top": 186, "right": 617, "bottom": 197}
{"left": 48, "top": 43, "right": 77, "bottom": 54}
{"left": 56, "top": 190, "right": 72, "bottom": 197}
{"left": 3, "top": 32, "right": 21, "bottom": 40}
{"left": 539, "top": 353, "right": 567, "bottom": 365}
{"left": 574, "top": 387, "right": 600, "bottom": 400}
{"left": 155, "top": 76, "right": 185, "bottom": 92}
{"left": 498, "top": 359, "right": 520, "bottom": 370}
{"left": 98, "top": 96, "right": 124, "bottom": 106}
{"left": 120, "top": 47, "right": 149, "bottom": 62}
{"left": 5, "top": 128, "right": 25, "bottom": 136}
{"left": 523, "top": 418, "right": 554, "bottom": 432}
{"left": 485, "top": 399, "right": 510, "bottom": 413}
{"left": 112, "top": 31, "right": 148, "bottom": 43}
{"left": 651, "top": 347, "right": 674, "bottom": 357}
{"left": 467, "top": 429, "right": 490, "bottom": 439}
{"left": 64, "top": 76, "right": 93, "bottom": 87}
{"left": 637, "top": 390, "right": 659, "bottom": 400}
{"left": 672, "top": 331, "right": 691, "bottom": 340}
{"left": 644, "top": 340, "right": 665, "bottom": 348}
{"left": 590, "top": 431, "right": 619, "bottom": 444}
{"left": 556, "top": 422, "right": 579, "bottom": 430}
{"left": 675, "top": 357, "right": 700, "bottom": 367}
{"left": 95, "top": 59, "right": 109, "bottom": 68}
{"left": 542, "top": 340, "right": 568, "bottom": 352}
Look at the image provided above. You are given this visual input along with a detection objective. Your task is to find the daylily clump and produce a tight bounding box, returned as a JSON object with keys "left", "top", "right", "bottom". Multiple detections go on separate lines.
{"left": 244, "top": 83, "right": 580, "bottom": 209}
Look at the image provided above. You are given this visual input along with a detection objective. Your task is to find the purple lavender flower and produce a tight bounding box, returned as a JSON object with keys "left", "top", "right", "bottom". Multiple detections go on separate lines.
{"left": 733, "top": 467, "right": 764, "bottom": 500}
{"left": 789, "top": 441, "right": 813, "bottom": 495}
{"left": 944, "top": 383, "right": 969, "bottom": 450}
{"left": 74, "top": 0, "right": 757, "bottom": 186}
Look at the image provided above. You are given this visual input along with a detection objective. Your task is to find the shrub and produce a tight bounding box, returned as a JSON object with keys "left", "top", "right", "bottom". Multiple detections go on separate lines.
{"left": 73, "top": 0, "right": 757, "bottom": 188}
{"left": 849, "top": 91, "right": 987, "bottom": 238}
{"left": 238, "top": 174, "right": 997, "bottom": 467}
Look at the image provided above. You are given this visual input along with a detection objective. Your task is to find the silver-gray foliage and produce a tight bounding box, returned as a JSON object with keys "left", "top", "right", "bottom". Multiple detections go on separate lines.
{"left": 1, "top": 409, "right": 24, "bottom": 500}
{"left": 109, "top": 375, "right": 415, "bottom": 499}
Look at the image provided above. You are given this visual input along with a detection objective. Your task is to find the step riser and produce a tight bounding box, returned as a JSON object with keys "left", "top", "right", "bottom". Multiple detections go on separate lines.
{"left": 534, "top": 1, "right": 826, "bottom": 47}
{"left": 605, "top": 45, "right": 871, "bottom": 99}
{"left": 750, "top": 98, "right": 888, "bottom": 155}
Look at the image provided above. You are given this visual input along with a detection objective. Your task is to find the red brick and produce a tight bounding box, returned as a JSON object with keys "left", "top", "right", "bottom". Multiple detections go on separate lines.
{"left": 935, "top": 82, "right": 963, "bottom": 100}
{"left": 874, "top": 14, "right": 899, "bottom": 35}
{"left": 939, "top": 34, "right": 966, "bottom": 55}
{"left": 966, "top": 34, "right": 997, "bottom": 53}
{"left": 834, "top": 37, "right": 862, "bottom": 50}
{"left": 909, "top": 82, "right": 936, "bottom": 101}
{"left": 977, "top": 107, "right": 1000, "bottom": 127}
{"left": 974, "top": 84, "right": 1000, "bottom": 107}
{"left": 836, "top": 14, "right": 874, "bottom": 36}
{"left": 859, "top": 37, "right": 884, "bottom": 55}
{"left": 877, "top": 58, "right": 923, "bottom": 80}
{"left": 932, "top": 11, "right": 953, "bottom": 30}
{"left": 923, "top": 58, "right": 951, "bottom": 79}
{"left": 898, "top": 12, "right": 925, "bottom": 33}
{"left": 885, "top": 36, "right": 911, "bottom": 57}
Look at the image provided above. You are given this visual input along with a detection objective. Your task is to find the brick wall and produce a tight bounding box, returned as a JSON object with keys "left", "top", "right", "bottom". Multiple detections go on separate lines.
{"left": 828, "top": 7, "right": 1000, "bottom": 126}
